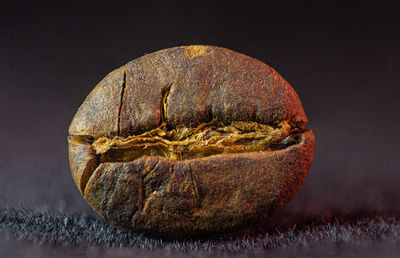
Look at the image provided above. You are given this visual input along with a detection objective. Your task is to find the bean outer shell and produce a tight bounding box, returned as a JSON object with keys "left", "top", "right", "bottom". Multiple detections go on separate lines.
{"left": 68, "top": 45, "right": 315, "bottom": 238}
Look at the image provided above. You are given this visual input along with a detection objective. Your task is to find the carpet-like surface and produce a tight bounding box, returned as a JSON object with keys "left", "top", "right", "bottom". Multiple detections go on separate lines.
{"left": 1, "top": 206, "right": 399, "bottom": 257}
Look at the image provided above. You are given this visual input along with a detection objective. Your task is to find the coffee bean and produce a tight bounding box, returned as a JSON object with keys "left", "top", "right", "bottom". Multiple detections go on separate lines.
{"left": 68, "top": 45, "right": 315, "bottom": 238}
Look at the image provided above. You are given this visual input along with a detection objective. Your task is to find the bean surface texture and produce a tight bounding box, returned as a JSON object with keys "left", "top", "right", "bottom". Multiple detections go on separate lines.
{"left": 68, "top": 45, "right": 315, "bottom": 238}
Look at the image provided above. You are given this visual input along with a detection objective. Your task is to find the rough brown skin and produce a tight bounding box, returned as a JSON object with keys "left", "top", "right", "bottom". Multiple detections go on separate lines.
{"left": 68, "top": 45, "right": 315, "bottom": 239}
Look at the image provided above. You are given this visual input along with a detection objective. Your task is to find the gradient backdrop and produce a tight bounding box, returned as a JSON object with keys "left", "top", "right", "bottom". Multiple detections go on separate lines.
{"left": 1, "top": 0, "right": 399, "bottom": 257}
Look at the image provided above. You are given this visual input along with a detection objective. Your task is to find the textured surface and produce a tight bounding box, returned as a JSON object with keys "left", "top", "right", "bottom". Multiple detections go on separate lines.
{"left": 68, "top": 46, "right": 315, "bottom": 237}
{"left": 1, "top": 206, "right": 400, "bottom": 257}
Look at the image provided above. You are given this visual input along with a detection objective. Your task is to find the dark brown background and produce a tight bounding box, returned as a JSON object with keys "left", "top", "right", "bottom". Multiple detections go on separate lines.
{"left": 1, "top": 0, "right": 399, "bottom": 257}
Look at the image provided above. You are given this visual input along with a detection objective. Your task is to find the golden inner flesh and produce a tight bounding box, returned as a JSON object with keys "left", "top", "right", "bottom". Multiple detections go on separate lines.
{"left": 92, "top": 120, "right": 295, "bottom": 161}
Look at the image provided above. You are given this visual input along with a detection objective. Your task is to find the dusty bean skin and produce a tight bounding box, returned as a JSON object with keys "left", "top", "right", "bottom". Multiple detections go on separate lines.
{"left": 68, "top": 45, "right": 315, "bottom": 238}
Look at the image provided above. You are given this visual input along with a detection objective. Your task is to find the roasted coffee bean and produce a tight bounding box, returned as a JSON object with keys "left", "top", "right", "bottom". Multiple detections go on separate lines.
{"left": 68, "top": 45, "right": 315, "bottom": 238}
